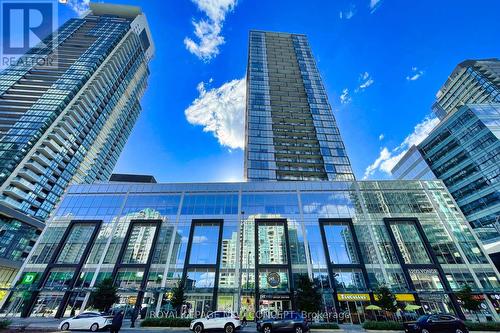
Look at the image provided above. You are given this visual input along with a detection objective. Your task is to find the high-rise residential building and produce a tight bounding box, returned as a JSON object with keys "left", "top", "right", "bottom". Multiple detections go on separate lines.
{"left": 2, "top": 31, "right": 499, "bottom": 324}
{"left": 392, "top": 104, "right": 500, "bottom": 268}
{"left": 0, "top": 2, "right": 154, "bottom": 295}
{"left": 244, "top": 31, "right": 354, "bottom": 181}
{"left": 432, "top": 59, "right": 500, "bottom": 120}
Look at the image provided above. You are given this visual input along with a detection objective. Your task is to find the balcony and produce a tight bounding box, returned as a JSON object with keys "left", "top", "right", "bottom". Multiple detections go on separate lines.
{"left": 4, "top": 186, "right": 29, "bottom": 200}
{"left": 18, "top": 168, "right": 40, "bottom": 182}
{"left": 10, "top": 177, "right": 35, "bottom": 191}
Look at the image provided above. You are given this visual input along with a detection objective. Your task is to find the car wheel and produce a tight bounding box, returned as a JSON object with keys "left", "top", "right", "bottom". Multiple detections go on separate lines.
{"left": 90, "top": 323, "right": 99, "bottom": 332}
{"left": 295, "top": 325, "right": 303, "bottom": 333}
{"left": 456, "top": 329, "right": 465, "bottom": 333}
{"left": 422, "top": 329, "right": 430, "bottom": 333}
{"left": 61, "top": 323, "right": 70, "bottom": 331}
{"left": 263, "top": 325, "right": 272, "bottom": 333}
{"left": 194, "top": 323, "right": 203, "bottom": 333}
{"left": 225, "top": 323, "right": 235, "bottom": 333}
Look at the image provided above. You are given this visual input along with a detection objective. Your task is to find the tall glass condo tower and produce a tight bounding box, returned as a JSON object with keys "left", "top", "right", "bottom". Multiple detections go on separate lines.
{"left": 244, "top": 31, "right": 354, "bottom": 181}
{"left": 0, "top": 3, "right": 154, "bottom": 290}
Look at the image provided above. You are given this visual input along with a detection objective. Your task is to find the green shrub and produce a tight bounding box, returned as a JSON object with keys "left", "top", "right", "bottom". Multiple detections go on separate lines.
{"left": 140, "top": 317, "right": 192, "bottom": 327}
{"left": 362, "top": 321, "right": 404, "bottom": 330}
{"left": 465, "top": 321, "right": 500, "bottom": 331}
{"left": 309, "top": 322, "right": 340, "bottom": 329}
{"left": 0, "top": 320, "right": 11, "bottom": 330}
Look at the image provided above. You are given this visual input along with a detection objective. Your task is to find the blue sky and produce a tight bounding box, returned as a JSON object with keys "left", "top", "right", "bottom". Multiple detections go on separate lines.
{"left": 58, "top": 0, "right": 500, "bottom": 182}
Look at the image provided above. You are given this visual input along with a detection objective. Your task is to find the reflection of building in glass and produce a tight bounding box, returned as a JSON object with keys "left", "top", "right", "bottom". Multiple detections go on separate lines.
{"left": 2, "top": 181, "right": 498, "bottom": 321}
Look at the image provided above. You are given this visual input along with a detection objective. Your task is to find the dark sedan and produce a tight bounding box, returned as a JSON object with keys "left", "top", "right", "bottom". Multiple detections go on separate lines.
{"left": 256, "top": 312, "right": 309, "bottom": 333}
{"left": 404, "top": 314, "right": 468, "bottom": 333}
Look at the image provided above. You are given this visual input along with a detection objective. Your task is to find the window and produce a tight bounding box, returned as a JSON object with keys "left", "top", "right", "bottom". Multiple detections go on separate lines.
{"left": 323, "top": 223, "right": 359, "bottom": 264}
{"left": 189, "top": 223, "right": 220, "bottom": 265}
{"left": 389, "top": 222, "right": 431, "bottom": 264}
{"left": 258, "top": 223, "right": 287, "bottom": 265}
{"left": 186, "top": 268, "right": 216, "bottom": 291}
{"left": 409, "top": 269, "right": 444, "bottom": 291}
{"left": 122, "top": 223, "right": 157, "bottom": 264}
{"left": 56, "top": 224, "right": 96, "bottom": 264}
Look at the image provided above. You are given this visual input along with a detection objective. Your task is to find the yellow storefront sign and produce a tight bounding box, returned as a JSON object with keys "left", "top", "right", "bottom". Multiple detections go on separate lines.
{"left": 373, "top": 293, "right": 416, "bottom": 302}
{"left": 396, "top": 294, "right": 415, "bottom": 302}
{"left": 337, "top": 293, "right": 370, "bottom": 301}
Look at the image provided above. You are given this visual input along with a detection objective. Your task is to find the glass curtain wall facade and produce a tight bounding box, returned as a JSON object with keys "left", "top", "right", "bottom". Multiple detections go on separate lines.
{"left": 244, "top": 31, "right": 354, "bottom": 181}
{"left": 393, "top": 104, "right": 500, "bottom": 267}
{"left": 419, "top": 104, "right": 500, "bottom": 251}
{"left": 0, "top": 3, "right": 154, "bottom": 293}
{"left": 2, "top": 180, "right": 499, "bottom": 323}
{"left": 432, "top": 59, "right": 500, "bottom": 120}
{"left": 0, "top": 3, "right": 154, "bottom": 220}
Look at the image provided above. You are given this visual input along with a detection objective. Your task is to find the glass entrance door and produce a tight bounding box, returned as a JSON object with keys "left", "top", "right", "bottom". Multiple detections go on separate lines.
{"left": 339, "top": 301, "right": 366, "bottom": 324}
{"left": 259, "top": 300, "right": 291, "bottom": 318}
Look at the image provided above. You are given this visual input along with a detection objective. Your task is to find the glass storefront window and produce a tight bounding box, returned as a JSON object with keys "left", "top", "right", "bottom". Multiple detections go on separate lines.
{"left": 56, "top": 224, "right": 96, "bottom": 264}
{"left": 122, "top": 223, "right": 157, "bottom": 264}
{"left": 44, "top": 269, "right": 75, "bottom": 289}
{"left": 116, "top": 269, "right": 144, "bottom": 290}
{"left": 186, "top": 268, "right": 216, "bottom": 292}
{"left": 258, "top": 269, "right": 289, "bottom": 291}
{"left": 409, "top": 269, "right": 444, "bottom": 291}
{"left": 31, "top": 292, "right": 65, "bottom": 317}
{"left": 390, "top": 222, "right": 432, "bottom": 264}
{"left": 189, "top": 224, "right": 220, "bottom": 265}
{"left": 258, "top": 223, "right": 287, "bottom": 265}
{"left": 287, "top": 221, "right": 307, "bottom": 265}
{"left": 324, "top": 223, "right": 359, "bottom": 264}
{"left": 146, "top": 269, "right": 163, "bottom": 289}
{"left": 333, "top": 268, "right": 366, "bottom": 291}
{"left": 305, "top": 224, "right": 328, "bottom": 268}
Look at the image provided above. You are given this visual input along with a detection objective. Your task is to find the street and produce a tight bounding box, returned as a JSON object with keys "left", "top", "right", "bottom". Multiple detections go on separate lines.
{"left": 2, "top": 317, "right": 396, "bottom": 333}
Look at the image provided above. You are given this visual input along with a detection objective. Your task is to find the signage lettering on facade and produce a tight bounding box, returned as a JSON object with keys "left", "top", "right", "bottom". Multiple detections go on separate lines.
{"left": 267, "top": 272, "right": 281, "bottom": 288}
{"left": 337, "top": 293, "right": 370, "bottom": 302}
{"left": 21, "top": 272, "right": 37, "bottom": 285}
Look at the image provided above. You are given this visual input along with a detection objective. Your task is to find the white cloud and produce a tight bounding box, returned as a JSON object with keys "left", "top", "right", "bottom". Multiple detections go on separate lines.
{"left": 363, "top": 115, "right": 439, "bottom": 179}
{"left": 378, "top": 133, "right": 384, "bottom": 141}
{"left": 339, "top": 4, "right": 356, "bottom": 19}
{"left": 64, "top": 0, "right": 90, "bottom": 16}
{"left": 185, "top": 77, "right": 245, "bottom": 149}
{"left": 358, "top": 72, "right": 374, "bottom": 90}
{"left": 406, "top": 66, "right": 425, "bottom": 81}
{"left": 184, "top": 0, "right": 237, "bottom": 61}
{"left": 340, "top": 88, "right": 351, "bottom": 104}
{"left": 370, "top": 0, "right": 383, "bottom": 12}
{"left": 192, "top": 236, "right": 208, "bottom": 244}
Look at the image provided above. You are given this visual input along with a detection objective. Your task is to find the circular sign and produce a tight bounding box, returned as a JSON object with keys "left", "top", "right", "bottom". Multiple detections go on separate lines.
{"left": 267, "top": 272, "right": 281, "bottom": 288}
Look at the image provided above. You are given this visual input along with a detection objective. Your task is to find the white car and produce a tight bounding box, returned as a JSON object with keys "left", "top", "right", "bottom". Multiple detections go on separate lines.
{"left": 59, "top": 311, "right": 112, "bottom": 332}
{"left": 190, "top": 311, "right": 241, "bottom": 333}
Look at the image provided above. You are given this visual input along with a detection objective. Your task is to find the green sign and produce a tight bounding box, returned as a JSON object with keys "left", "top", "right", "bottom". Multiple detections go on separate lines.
{"left": 21, "top": 272, "right": 37, "bottom": 285}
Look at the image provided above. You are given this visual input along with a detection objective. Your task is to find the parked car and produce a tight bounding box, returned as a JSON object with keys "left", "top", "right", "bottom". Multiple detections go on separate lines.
{"left": 256, "top": 312, "right": 309, "bottom": 333}
{"left": 59, "top": 311, "right": 112, "bottom": 332}
{"left": 403, "top": 314, "right": 468, "bottom": 333}
{"left": 190, "top": 311, "right": 241, "bottom": 333}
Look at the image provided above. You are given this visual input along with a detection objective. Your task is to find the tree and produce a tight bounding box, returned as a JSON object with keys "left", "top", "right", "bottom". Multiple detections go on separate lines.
{"left": 88, "top": 277, "right": 119, "bottom": 312}
{"left": 294, "top": 274, "right": 322, "bottom": 314}
{"left": 373, "top": 285, "right": 397, "bottom": 314}
{"left": 170, "top": 280, "right": 187, "bottom": 316}
{"left": 456, "top": 285, "right": 481, "bottom": 321}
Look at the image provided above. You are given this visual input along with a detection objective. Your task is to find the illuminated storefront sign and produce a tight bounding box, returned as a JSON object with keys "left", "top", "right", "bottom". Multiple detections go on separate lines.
{"left": 20, "top": 272, "right": 37, "bottom": 285}
{"left": 337, "top": 293, "right": 370, "bottom": 301}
